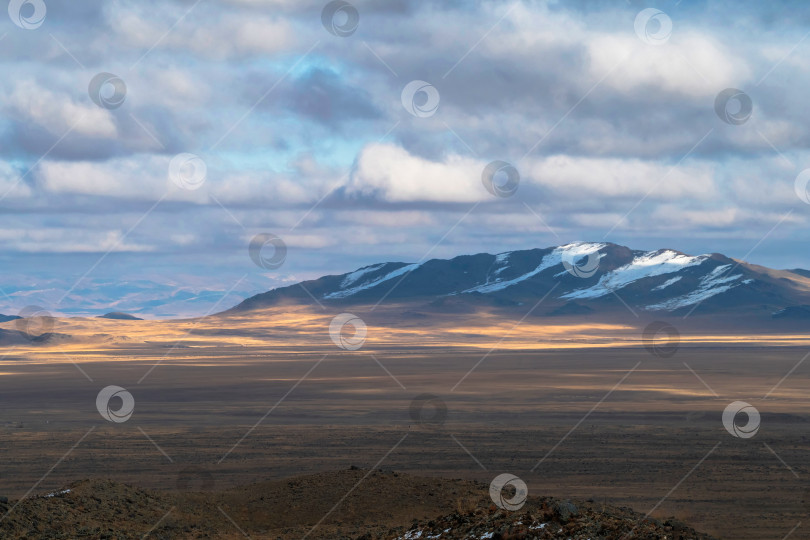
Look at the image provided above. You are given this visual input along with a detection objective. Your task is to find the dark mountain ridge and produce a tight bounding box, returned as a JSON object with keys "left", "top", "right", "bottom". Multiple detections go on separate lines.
{"left": 229, "top": 242, "right": 810, "bottom": 321}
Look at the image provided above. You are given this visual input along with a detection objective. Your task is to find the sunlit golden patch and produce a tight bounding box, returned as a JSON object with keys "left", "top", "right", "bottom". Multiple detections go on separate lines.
{"left": 5, "top": 304, "right": 810, "bottom": 366}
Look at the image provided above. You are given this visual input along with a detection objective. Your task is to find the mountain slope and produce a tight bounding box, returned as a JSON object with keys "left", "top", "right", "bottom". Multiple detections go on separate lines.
{"left": 231, "top": 242, "right": 810, "bottom": 319}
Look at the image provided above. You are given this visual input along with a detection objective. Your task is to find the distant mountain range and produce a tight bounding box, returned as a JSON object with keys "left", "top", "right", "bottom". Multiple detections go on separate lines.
{"left": 231, "top": 242, "right": 810, "bottom": 321}
{"left": 0, "top": 276, "right": 267, "bottom": 319}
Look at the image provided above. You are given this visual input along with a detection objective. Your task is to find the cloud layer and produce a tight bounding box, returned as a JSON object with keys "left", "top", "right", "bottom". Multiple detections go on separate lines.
{"left": 1, "top": 0, "right": 810, "bottom": 316}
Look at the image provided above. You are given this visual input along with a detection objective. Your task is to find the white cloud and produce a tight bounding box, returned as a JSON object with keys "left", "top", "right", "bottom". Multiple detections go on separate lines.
{"left": 589, "top": 32, "right": 750, "bottom": 98}
{"left": 37, "top": 155, "right": 216, "bottom": 205}
{"left": 7, "top": 81, "right": 117, "bottom": 139}
{"left": 478, "top": 2, "right": 582, "bottom": 56}
{"left": 336, "top": 210, "right": 437, "bottom": 227}
{"left": 212, "top": 171, "right": 324, "bottom": 206}
{"left": 37, "top": 155, "right": 338, "bottom": 208}
{"left": 107, "top": 3, "right": 295, "bottom": 60}
{"left": 0, "top": 228, "right": 152, "bottom": 253}
{"left": 348, "top": 143, "right": 484, "bottom": 202}
{"left": 134, "top": 68, "right": 211, "bottom": 108}
{"left": 524, "top": 154, "right": 718, "bottom": 200}
{"left": 648, "top": 206, "right": 802, "bottom": 230}
{"left": 349, "top": 143, "right": 717, "bottom": 203}
{"left": 38, "top": 156, "right": 170, "bottom": 199}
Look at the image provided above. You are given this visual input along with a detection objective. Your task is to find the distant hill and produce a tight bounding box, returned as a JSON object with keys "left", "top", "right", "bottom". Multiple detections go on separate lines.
{"left": 787, "top": 268, "right": 810, "bottom": 279}
{"left": 0, "top": 314, "right": 21, "bottom": 323}
{"left": 228, "top": 242, "right": 810, "bottom": 322}
{"left": 0, "top": 328, "right": 69, "bottom": 345}
{"left": 98, "top": 312, "right": 143, "bottom": 320}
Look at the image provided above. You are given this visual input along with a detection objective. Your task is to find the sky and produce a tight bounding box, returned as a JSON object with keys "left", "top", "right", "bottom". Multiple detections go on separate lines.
{"left": 1, "top": 0, "right": 810, "bottom": 317}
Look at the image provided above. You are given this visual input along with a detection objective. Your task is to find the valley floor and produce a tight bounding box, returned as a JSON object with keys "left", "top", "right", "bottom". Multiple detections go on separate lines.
{"left": 1, "top": 339, "right": 809, "bottom": 538}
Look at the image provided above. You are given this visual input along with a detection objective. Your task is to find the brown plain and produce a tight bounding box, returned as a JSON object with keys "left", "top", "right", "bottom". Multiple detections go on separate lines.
{"left": 1, "top": 305, "right": 809, "bottom": 539}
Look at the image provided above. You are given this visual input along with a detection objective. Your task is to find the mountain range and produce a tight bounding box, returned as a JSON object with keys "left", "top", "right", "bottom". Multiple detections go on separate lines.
{"left": 231, "top": 242, "right": 810, "bottom": 322}
{"left": 0, "top": 275, "right": 267, "bottom": 319}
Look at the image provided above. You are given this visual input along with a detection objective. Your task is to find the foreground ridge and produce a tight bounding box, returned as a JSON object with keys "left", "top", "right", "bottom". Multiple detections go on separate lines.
{"left": 0, "top": 469, "right": 715, "bottom": 539}
{"left": 393, "top": 496, "right": 715, "bottom": 540}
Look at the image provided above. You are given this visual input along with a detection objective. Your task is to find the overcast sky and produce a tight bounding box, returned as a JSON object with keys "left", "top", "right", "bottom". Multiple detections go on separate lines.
{"left": 1, "top": 0, "right": 809, "bottom": 317}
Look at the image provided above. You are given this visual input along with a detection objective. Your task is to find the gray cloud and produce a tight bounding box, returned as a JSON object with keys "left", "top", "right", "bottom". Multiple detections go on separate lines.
{"left": 1, "top": 0, "right": 809, "bottom": 316}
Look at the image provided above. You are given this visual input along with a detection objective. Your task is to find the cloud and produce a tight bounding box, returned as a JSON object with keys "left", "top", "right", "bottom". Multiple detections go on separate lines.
{"left": 280, "top": 68, "right": 382, "bottom": 130}
{"left": 212, "top": 170, "right": 329, "bottom": 206}
{"left": 524, "top": 155, "right": 718, "bottom": 200}
{"left": 1, "top": 0, "right": 810, "bottom": 315}
{"left": 336, "top": 210, "right": 437, "bottom": 227}
{"left": 589, "top": 32, "right": 750, "bottom": 98}
{"left": 7, "top": 81, "right": 117, "bottom": 139}
{"left": 106, "top": 3, "right": 295, "bottom": 60}
{"left": 0, "top": 227, "right": 152, "bottom": 253}
{"left": 348, "top": 143, "right": 484, "bottom": 202}
{"left": 37, "top": 155, "right": 172, "bottom": 200}
{"left": 348, "top": 143, "right": 717, "bottom": 204}
{"left": 0, "top": 162, "right": 33, "bottom": 200}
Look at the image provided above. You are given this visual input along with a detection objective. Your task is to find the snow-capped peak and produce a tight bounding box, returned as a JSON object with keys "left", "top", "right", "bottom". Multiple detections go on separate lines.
{"left": 236, "top": 242, "right": 782, "bottom": 317}
{"left": 326, "top": 263, "right": 419, "bottom": 299}
{"left": 563, "top": 249, "right": 706, "bottom": 300}
{"left": 646, "top": 264, "right": 743, "bottom": 310}
{"left": 464, "top": 242, "right": 605, "bottom": 294}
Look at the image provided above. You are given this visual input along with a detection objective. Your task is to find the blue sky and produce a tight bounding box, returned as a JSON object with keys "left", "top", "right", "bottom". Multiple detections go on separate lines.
{"left": 1, "top": 0, "right": 810, "bottom": 317}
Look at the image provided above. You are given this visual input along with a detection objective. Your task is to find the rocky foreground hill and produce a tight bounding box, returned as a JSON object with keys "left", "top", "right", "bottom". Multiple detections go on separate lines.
{"left": 0, "top": 469, "right": 715, "bottom": 539}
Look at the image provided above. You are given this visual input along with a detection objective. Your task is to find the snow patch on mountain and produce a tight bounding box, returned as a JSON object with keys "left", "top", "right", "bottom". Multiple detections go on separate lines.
{"left": 340, "top": 264, "right": 385, "bottom": 288}
{"left": 325, "top": 263, "right": 419, "bottom": 299}
{"left": 492, "top": 252, "right": 512, "bottom": 276}
{"left": 562, "top": 250, "right": 705, "bottom": 300}
{"left": 464, "top": 242, "right": 605, "bottom": 294}
{"left": 494, "top": 252, "right": 511, "bottom": 264}
{"left": 646, "top": 264, "right": 744, "bottom": 310}
{"left": 653, "top": 275, "right": 682, "bottom": 291}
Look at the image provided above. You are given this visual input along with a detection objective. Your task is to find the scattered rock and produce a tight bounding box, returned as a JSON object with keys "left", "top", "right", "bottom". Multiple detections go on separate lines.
{"left": 552, "top": 499, "right": 579, "bottom": 522}
{"left": 392, "top": 496, "right": 714, "bottom": 540}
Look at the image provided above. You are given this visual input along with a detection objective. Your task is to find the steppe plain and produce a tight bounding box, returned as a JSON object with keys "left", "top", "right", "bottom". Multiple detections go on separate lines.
{"left": 2, "top": 305, "right": 810, "bottom": 538}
